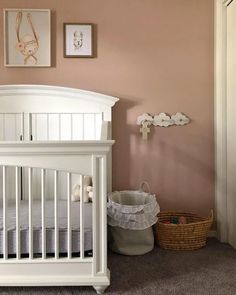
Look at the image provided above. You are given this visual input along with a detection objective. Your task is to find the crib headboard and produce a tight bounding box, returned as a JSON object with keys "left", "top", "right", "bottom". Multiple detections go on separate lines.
{"left": 0, "top": 85, "right": 118, "bottom": 197}
{"left": 0, "top": 85, "right": 119, "bottom": 141}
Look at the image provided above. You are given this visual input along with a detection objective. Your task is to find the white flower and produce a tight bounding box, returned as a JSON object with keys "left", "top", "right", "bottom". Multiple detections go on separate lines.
{"left": 171, "top": 112, "right": 190, "bottom": 126}
{"left": 153, "top": 113, "right": 174, "bottom": 127}
{"left": 136, "top": 113, "right": 153, "bottom": 125}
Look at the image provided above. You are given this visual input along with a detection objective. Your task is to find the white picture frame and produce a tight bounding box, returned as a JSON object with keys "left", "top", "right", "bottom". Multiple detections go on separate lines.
{"left": 4, "top": 9, "right": 51, "bottom": 67}
{"left": 64, "top": 23, "right": 94, "bottom": 58}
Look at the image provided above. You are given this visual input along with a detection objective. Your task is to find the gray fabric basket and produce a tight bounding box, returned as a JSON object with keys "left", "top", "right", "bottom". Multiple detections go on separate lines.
{"left": 109, "top": 226, "right": 154, "bottom": 256}
{"left": 108, "top": 182, "right": 159, "bottom": 255}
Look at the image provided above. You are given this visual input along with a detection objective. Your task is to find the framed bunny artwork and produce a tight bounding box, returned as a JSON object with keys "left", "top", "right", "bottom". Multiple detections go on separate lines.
{"left": 4, "top": 9, "right": 51, "bottom": 67}
{"left": 63, "top": 23, "right": 94, "bottom": 58}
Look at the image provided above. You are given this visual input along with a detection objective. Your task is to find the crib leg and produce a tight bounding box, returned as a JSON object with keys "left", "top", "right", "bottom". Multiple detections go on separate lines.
{"left": 93, "top": 285, "right": 107, "bottom": 294}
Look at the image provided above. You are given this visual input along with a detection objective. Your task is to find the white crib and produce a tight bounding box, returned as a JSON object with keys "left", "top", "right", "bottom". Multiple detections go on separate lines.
{"left": 0, "top": 85, "right": 118, "bottom": 294}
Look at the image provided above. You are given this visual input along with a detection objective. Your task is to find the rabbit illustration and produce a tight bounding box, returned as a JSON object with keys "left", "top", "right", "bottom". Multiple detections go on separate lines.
{"left": 15, "top": 11, "right": 39, "bottom": 65}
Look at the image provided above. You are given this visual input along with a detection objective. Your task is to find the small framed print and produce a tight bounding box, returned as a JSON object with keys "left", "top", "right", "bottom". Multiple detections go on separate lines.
{"left": 4, "top": 9, "right": 51, "bottom": 67}
{"left": 64, "top": 23, "right": 94, "bottom": 58}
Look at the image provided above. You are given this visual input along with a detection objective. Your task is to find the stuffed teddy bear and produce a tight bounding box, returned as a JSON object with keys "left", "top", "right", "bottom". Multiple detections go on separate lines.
{"left": 86, "top": 186, "right": 93, "bottom": 202}
{"left": 71, "top": 175, "right": 92, "bottom": 203}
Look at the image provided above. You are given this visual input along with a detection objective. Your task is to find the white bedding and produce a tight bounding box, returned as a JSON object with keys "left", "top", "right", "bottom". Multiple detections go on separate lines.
{"left": 0, "top": 200, "right": 92, "bottom": 255}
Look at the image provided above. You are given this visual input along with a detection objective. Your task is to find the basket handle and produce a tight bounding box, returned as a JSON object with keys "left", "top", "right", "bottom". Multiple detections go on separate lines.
{"left": 208, "top": 210, "right": 214, "bottom": 221}
{"left": 139, "top": 181, "right": 151, "bottom": 194}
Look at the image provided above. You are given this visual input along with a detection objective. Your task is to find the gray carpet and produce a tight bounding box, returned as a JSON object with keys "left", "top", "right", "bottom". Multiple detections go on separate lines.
{"left": 0, "top": 238, "right": 236, "bottom": 295}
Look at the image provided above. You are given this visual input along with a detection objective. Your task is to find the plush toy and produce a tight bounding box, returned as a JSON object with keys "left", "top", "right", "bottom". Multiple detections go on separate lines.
{"left": 84, "top": 176, "right": 92, "bottom": 202}
{"left": 171, "top": 217, "right": 179, "bottom": 224}
{"left": 179, "top": 216, "right": 187, "bottom": 224}
{"left": 71, "top": 175, "right": 92, "bottom": 203}
{"left": 71, "top": 183, "right": 81, "bottom": 202}
{"left": 71, "top": 184, "right": 89, "bottom": 203}
{"left": 86, "top": 186, "right": 93, "bottom": 202}
{"left": 162, "top": 220, "right": 171, "bottom": 224}
{"left": 84, "top": 175, "right": 92, "bottom": 186}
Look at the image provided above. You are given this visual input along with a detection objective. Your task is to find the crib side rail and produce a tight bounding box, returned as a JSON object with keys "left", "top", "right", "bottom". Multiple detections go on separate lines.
{"left": 0, "top": 141, "right": 113, "bottom": 175}
{"left": 0, "top": 141, "right": 112, "bottom": 280}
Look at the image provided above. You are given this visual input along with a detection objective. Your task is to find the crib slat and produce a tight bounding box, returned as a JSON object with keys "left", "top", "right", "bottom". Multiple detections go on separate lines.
{"left": 2, "top": 114, "right": 5, "bottom": 141}
{"left": 59, "top": 114, "right": 61, "bottom": 140}
{"left": 3, "top": 166, "right": 8, "bottom": 260}
{"left": 41, "top": 169, "right": 46, "bottom": 259}
{"left": 35, "top": 114, "right": 38, "bottom": 140}
{"left": 94, "top": 114, "right": 96, "bottom": 139}
{"left": 28, "top": 167, "right": 33, "bottom": 259}
{"left": 28, "top": 113, "right": 32, "bottom": 141}
{"left": 16, "top": 167, "right": 20, "bottom": 259}
{"left": 70, "top": 114, "right": 73, "bottom": 140}
{"left": 80, "top": 175, "right": 84, "bottom": 259}
{"left": 54, "top": 170, "right": 59, "bottom": 259}
{"left": 20, "top": 113, "right": 24, "bottom": 140}
{"left": 82, "top": 114, "right": 84, "bottom": 140}
{"left": 67, "top": 173, "right": 72, "bottom": 259}
{"left": 46, "top": 114, "right": 49, "bottom": 140}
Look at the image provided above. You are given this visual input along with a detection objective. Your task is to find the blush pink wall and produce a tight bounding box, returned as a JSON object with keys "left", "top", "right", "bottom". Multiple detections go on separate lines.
{"left": 0, "top": 0, "right": 214, "bottom": 215}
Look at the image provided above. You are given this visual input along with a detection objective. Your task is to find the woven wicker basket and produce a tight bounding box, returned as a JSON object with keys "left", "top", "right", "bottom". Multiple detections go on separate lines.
{"left": 156, "top": 210, "right": 213, "bottom": 250}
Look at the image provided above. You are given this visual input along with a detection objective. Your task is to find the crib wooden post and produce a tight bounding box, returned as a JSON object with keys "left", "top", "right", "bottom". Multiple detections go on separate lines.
{"left": 92, "top": 155, "right": 108, "bottom": 277}
{"left": 28, "top": 167, "right": 33, "bottom": 259}
{"left": 16, "top": 166, "right": 20, "bottom": 259}
{"left": 80, "top": 174, "right": 84, "bottom": 259}
{"left": 41, "top": 169, "right": 46, "bottom": 259}
{"left": 67, "top": 173, "right": 72, "bottom": 259}
{"left": 3, "top": 166, "right": 7, "bottom": 260}
{"left": 54, "top": 170, "right": 59, "bottom": 259}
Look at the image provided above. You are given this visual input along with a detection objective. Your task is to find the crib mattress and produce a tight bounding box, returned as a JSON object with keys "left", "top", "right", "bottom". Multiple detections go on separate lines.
{"left": 0, "top": 200, "right": 92, "bottom": 255}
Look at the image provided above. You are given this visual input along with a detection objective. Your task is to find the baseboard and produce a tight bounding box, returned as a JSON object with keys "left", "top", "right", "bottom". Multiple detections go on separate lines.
{"left": 208, "top": 230, "right": 217, "bottom": 238}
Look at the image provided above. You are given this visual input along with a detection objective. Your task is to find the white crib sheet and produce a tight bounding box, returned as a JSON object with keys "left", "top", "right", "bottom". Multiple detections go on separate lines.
{"left": 0, "top": 200, "right": 92, "bottom": 255}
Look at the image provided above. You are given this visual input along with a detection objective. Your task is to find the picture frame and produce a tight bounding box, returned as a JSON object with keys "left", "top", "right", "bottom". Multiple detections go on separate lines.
{"left": 4, "top": 9, "right": 51, "bottom": 67}
{"left": 63, "top": 23, "right": 94, "bottom": 58}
